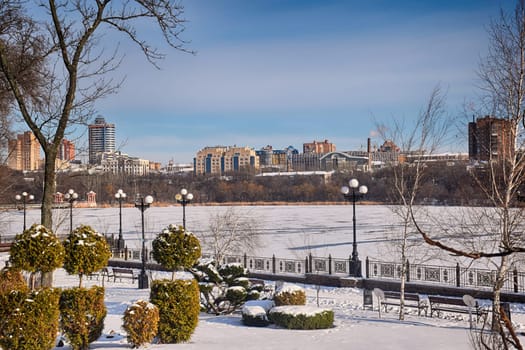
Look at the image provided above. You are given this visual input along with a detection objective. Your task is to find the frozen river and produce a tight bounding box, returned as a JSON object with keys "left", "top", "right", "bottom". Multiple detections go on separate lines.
{"left": 0, "top": 204, "right": 494, "bottom": 268}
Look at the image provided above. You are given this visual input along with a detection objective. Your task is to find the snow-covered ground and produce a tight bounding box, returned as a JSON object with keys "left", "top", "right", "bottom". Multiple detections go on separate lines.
{"left": 2, "top": 204, "right": 524, "bottom": 349}
{"left": 34, "top": 265, "right": 522, "bottom": 350}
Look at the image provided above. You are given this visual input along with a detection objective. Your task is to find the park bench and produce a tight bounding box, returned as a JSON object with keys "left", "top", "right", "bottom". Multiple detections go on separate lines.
{"left": 379, "top": 290, "right": 428, "bottom": 316}
{"left": 112, "top": 267, "right": 137, "bottom": 283}
{"left": 88, "top": 267, "right": 113, "bottom": 281}
{"left": 428, "top": 295, "right": 488, "bottom": 320}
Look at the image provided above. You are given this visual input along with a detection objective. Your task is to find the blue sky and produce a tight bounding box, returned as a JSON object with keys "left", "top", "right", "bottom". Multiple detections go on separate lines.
{"left": 93, "top": 0, "right": 511, "bottom": 164}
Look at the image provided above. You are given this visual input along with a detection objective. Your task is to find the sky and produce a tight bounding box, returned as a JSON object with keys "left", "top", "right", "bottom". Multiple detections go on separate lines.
{"left": 91, "top": 0, "right": 513, "bottom": 164}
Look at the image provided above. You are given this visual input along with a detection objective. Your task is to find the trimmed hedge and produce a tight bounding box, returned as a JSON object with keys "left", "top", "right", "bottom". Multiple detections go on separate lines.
{"left": 269, "top": 306, "right": 334, "bottom": 330}
{"left": 150, "top": 279, "right": 200, "bottom": 344}
{"left": 273, "top": 284, "right": 306, "bottom": 306}
{"left": 63, "top": 225, "right": 111, "bottom": 287}
{"left": 151, "top": 224, "right": 201, "bottom": 273}
{"left": 59, "top": 286, "right": 106, "bottom": 350}
{"left": 123, "top": 299, "right": 160, "bottom": 348}
{"left": 242, "top": 305, "right": 270, "bottom": 327}
{"left": 0, "top": 267, "right": 28, "bottom": 294}
{"left": 0, "top": 288, "right": 61, "bottom": 350}
{"left": 241, "top": 300, "right": 275, "bottom": 327}
{"left": 9, "top": 224, "right": 64, "bottom": 287}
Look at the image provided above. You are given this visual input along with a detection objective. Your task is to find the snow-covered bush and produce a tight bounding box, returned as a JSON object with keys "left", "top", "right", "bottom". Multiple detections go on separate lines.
{"left": 63, "top": 225, "right": 111, "bottom": 287}
{"left": 225, "top": 285, "right": 248, "bottom": 307}
{"left": 123, "top": 299, "right": 159, "bottom": 348}
{"left": 241, "top": 300, "right": 275, "bottom": 327}
{"left": 0, "top": 288, "right": 61, "bottom": 350}
{"left": 59, "top": 286, "right": 106, "bottom": 350}
{"left": 269, "top": 306, "right": 334, "bottom": 330}
{"left": 0, "top": 266, "right": 28, "bottom": 294}
{"left": 150, "top": 278, "right": 200, "bottom": 344}
{"left": 192, "top": 260, "right": 262, "bottom": 315}
{"left": 273, "top": 283, "right": 306, "bottom": 306}
{"left": 219, "top": 264, "right": 247, "bottom": 284}
{"left": 9, "top": 224, "right": 64, "bottom": 289}
{"left": 151, "top": 224, "right": 201, "bottom": 277}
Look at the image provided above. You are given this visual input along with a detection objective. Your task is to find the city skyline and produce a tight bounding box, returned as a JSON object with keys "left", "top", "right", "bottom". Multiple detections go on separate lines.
{"left": 81, "top": 1, "right": 512, "bottom": 164}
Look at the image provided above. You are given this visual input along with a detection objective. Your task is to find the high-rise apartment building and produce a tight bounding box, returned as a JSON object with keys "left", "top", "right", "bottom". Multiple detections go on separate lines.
{"left": 303, "top": 140, "right": 336, "bottom": 154}
{"left": 88, "top": 117, "right": 115, "bottom": 164}
{"left": 58, "top": 138, "right": 75, "bottom": 161}
{"left": 194, "top": 146, "right": 259, "bottom": 175}
{"left": 7, "top": 131, "right": 42, "bottom": 171}
{"left": 468, "top": 116, "right": 514, "bottom": 162}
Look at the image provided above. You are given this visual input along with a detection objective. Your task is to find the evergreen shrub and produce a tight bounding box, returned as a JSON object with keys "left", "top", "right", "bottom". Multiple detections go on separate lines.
{"left": 150, "top": 279, "right": 200, "bottom": 344}
{"left": 151, "top": 224, "right": 201, "bottom": 273}
{"left": 218, "top": 264, "right": 246, "bottom": 284}
{"left": 59, "top": 286, "right": 106, "bottom": 350}
{"left": 123, "top": 299, "right": 160, "bottom": 348}
{"left": 242, "top": 305, "right": 270, "bottom": 327}
{"left": 63, "top": 225, "right": 111, "bottom": 287}
{"left": 225, "top": 286, "right": 247, "bottom": 307}
{"left": 269, "top": 306, "right": 334, "bottom": 330}
{"left": 241, "top": 300, "right": 274, "bottom": 327}
{"left": 0, "top": 288, "right": 60, "bottom": 350}
{"left": 273, "top": 284, "right": 306, "bottom": 306}
{"left": 0, "top": 267, "right": 28, "bottom": 294}
{"left": 9, "top": 224, "right": 64, "bottom": 287}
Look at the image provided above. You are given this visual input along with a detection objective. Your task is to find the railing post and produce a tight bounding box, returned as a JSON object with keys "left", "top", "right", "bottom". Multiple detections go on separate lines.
{"left": 406, "top": 259, "right": 410, "bottom": 283}
{"left": 243, "top": 253, "right": 247, "bottom": 269}
{"left": 456, "top": 263, "right": 461, "bottom": 287}
{"left": 309, "top": 253, "right": 313, "bottom": 274}
{"left": 365, "top": 256, "right": 369, "bottom": 278}
{"left": 328, "top": 254, "right": 332, "bottom": 275}
{"left": 514, "top": 268, "right": 519, "bottom": 293}
{"left": 272, "top": 254, "right": 276, "bottom": 274}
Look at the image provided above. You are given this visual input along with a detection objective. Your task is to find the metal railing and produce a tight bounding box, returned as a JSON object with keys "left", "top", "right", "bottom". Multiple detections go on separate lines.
{"left": 366, "top": 258, "right": 525, "bottom": 293}
{"left": 100, "top": 248, "right": 525, "bottom": 294}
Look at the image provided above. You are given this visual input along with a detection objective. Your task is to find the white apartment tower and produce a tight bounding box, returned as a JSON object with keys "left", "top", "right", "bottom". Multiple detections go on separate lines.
{"left": 88, "top": 117, "right": 115, "bottom": 164}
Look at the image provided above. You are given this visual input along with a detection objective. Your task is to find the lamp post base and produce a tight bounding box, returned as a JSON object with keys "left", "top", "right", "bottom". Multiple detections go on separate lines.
{"left": 349, "top": 258, "right": 362, "bottom": 278}
{"left": 138, "top": 270, "right": 149, "bottom": 289}
{"left": 117, "top": 237, "right": 125, "bottom": 251}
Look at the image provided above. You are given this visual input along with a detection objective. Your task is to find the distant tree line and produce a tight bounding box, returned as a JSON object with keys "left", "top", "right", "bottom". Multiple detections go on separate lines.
{"left": 0, "top": 162, "right": 513, "bottom": 207}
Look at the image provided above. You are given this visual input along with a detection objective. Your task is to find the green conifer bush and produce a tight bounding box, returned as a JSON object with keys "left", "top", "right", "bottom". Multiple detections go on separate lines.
{"left": 0, "top": 288, "right": 61, "bottom": 350}
{"left": 63, "top": 225, "right": 111, "bottom": 287}
{"left": 273, "top": 283, "right": 307, "bottom": 306}
{"left": 152, "top": 224, "right": 201, "bottom": 277}
{"left": 9, "top": 224, "right": 64, "bottom": 289}
{"left": 59, "top": 286, "right": 106, "bottom": 350}
{"left": 150, "top": 279, "right": 200, "bottom": 344}
{"left": 0, "top": 267, "right": 28, "bottom": 294}
{"left": 269, "top": 306, "right": 334, "bottom": 330}
{"left": 123, "top": 299, "right": 160, "bottom": 348}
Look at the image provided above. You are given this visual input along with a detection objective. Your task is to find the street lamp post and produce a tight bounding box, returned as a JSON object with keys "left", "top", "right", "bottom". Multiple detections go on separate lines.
{"left": 115, "top": 189, "right": 127, "bottom": 251}
{"left": 15, "top": 192, "right": 34, "bottom": 231}
{"left": 64, "top": 189, "right": 78, "bottom": 234}
{"left": 175, "top": 188, "right": 193, "bottom": 230}
{"left": 341, "top": 178, "right": 368, "bottom": 277}
{"left": 135, "top": 194, "right": 154, "bottom": 289}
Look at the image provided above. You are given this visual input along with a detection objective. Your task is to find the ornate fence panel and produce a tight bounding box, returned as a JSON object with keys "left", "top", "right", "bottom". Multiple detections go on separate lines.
{"left": 409, "top": 263, "right": 457, "bottom": 287}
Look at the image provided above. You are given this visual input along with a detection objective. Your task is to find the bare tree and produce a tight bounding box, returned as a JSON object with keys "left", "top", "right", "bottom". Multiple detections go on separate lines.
{"left": 201, "top": 207, "right": 260, "bottom": 264}
{"left": 376, "top": 85, "right": 450, "bottom": 320}
{"left": 0, "top": 0, "right": 191, "bottom": 231}
{"left": 411, "top": 1, "right": 525, "bottom": 347}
